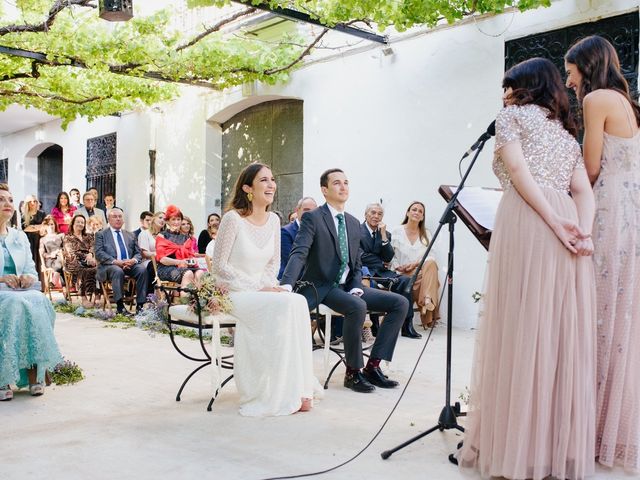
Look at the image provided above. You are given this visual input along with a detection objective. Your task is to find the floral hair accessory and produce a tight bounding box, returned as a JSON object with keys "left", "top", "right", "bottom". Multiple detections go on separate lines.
{"left": 164, "top": 204, "right": 182, "bottom": 220}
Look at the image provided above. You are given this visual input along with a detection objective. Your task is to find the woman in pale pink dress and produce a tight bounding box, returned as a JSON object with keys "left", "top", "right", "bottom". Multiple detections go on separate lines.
{"left": 458, "top": 58, "right": 597, "bottom": 480}
{"left": 566, "top": 35, "right": 640, "bottom": 471}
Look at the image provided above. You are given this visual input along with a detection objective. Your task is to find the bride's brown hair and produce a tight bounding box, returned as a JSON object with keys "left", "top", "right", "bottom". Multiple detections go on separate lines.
{"left": 227, "top": 162, "right": 271, "bottom": 215}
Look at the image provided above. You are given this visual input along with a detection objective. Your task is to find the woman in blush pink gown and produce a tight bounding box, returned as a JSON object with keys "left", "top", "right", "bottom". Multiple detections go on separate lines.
{"left": 458, "top": 58, "right": 597, "bottom": 480}
{"left": 566, "top": 35, "right": 640, "bottom": 471}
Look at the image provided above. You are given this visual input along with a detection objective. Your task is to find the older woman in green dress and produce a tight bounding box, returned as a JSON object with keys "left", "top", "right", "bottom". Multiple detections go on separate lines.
{"left": 0, "top": 183, "right": 62, "bottom": 401}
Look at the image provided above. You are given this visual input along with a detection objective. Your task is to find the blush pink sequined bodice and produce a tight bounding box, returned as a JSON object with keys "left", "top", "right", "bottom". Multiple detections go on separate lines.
{"left": 493, "top": 104, "right": 583, "bottom": 193}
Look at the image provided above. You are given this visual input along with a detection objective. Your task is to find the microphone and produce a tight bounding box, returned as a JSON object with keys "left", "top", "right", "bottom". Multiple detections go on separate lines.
{"left": 462, "top": 120, "right": 496, "bottom": 158}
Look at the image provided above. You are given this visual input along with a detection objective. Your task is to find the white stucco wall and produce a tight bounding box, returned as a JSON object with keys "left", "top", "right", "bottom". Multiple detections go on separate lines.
{"left": 0, "top": 0, "right": 637, "bottom": 327}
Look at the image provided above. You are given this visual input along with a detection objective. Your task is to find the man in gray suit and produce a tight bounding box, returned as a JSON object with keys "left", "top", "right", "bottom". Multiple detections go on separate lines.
{"left": 281, "top": 168, "right": 408, "bottom": 393}
{"left": 94, "top": 208, "right": 148, "bottom": 315}
{"left": 74, "top": 191, "right": 107, "bottom": 226}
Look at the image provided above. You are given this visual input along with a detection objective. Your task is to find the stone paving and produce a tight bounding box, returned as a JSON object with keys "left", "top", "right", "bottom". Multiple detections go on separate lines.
{"left": 2, "top": 311, "right": 630, "bottom": 480}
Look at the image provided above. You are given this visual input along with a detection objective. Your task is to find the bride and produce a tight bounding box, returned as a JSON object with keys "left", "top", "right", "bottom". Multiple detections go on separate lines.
{"left": 212, "top": 162, "right": 321, "bottom": 416}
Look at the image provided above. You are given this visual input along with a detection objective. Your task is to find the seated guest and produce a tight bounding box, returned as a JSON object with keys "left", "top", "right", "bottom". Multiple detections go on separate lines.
{"left": 87, "top": 187, "right": 99, "bottom": 205}
{"left": 205, "top": 238, "right": 215, "bottom": 260}
{"left": 360, "top": 202, "right": 421, "bottom": 339}
{"left": 74, "top": 192, "right": 106, "bottom": 226}
{"left": 94, "top": 208, "right": 148, "bottom": 314}
{"left": 155, "top": 205, "right": 204, "bottom": 290}
{"left": 63, "top": 215, "right": 98, "bottom": 308}
{"left": 103, "top": 193, "right": 118, "bottom": 217}
{"left": 50, "top": 191, "right": 76, "bottom": 234}
{"left": 390, "top": 201, "right": 441, "bottom": 328}
{"left": 197, "top": 213, "right": 220, "bottom": 254}
{"left": 138, "top": 212, "right": 165, "bottom": 263}
{"left": 133, "top": 211, "right": 153, "bottom": 239}
{"left": 212, "top": 162, "right": 320, "bottom": 415}
{"left": 39, "top": 215, "right": 64, "bottom": 288}
{"left": 0, "top": 183, "right": 62, "bottom": 400}
{"left": 138, "top": 212, "right": 165, "bottom": 294}
{"left": 69, "top": 188, "right": 82, "bottom": 209}
{"left": 278, "top": 197, "right": 317, "bottom": 279}
{"left": 21, "top": 194, "right": 46, "bottom": 278}
{"left": 180, "top": 216, "right": 199, "bottom": 254}
{"left": 85, "top": 215, "right": 104, "bottom": 235}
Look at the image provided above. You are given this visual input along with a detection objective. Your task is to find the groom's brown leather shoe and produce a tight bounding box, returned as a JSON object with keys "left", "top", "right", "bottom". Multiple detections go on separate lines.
{"left": 344, "top": 371, "right": 375, "bottom": 393}
{"left": 363, "top": 367, "right": 399, "bottom": 388}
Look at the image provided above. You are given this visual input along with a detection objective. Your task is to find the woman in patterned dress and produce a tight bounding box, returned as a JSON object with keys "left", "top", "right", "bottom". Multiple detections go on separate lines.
{"left": 566, "top": 35, "right": 640, "bottom": 471}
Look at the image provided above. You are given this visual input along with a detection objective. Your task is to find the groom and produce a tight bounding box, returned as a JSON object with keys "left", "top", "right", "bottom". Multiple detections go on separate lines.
{"left": 281, "top": 168, "right": 408, "bottom": 393}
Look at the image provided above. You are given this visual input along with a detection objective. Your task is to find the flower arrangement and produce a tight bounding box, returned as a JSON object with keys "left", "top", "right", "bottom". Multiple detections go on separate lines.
{"left": 135, "top": 293, "right": 169, "bottom": 336}
{"left": 188, "top": 273, "right": 233, "bottom": 315}
{"left": 51, "top": 358, "right": 84, "bottom": 385}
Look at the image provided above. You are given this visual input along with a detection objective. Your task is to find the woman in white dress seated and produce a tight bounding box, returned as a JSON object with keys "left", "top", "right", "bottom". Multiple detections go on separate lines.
{"left": 212, "top": 162, "right": 321, "bottom": 416}
{"left": 390, "top": 201, "right": 441, "bottom": 328}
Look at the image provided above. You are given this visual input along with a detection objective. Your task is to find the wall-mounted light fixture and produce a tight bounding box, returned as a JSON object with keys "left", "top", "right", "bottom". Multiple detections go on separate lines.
{"left": 99, "top": 0, "right": 133, "bottom": 21}
{"left": 35, "top": 126, "right": 45, "bottom": 142}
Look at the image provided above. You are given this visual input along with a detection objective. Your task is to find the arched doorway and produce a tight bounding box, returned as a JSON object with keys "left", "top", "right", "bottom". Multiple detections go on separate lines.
{"left": 38, "top": 144, "right": 63, "bottom": 212}
{"left": 23, "top": 142, "right": 63, "bottom": 213}
{"left": 217, "top": 99, "right": 304, "bottom": 219}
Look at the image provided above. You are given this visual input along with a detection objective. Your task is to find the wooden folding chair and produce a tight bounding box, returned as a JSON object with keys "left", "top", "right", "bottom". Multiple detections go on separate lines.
{"left": 39, "top": 251, "right": 64, "bottom": 301}
{"left": 151, "top": 257, "right": 180, "bottom": 291}
{"left": 99, "top": 277, "right": 137, "bottom": 312}
{"left": 60, "top": 254, "right": 81, "bottom": 304}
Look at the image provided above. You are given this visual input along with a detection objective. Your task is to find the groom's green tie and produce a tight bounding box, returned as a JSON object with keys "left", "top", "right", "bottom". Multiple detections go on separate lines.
{"left": 335, "top": 213, "right": 348, "bottom": 285}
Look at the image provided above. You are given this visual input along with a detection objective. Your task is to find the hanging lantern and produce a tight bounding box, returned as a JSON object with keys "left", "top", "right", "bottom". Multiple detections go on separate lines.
{"left": 99, "top": 0, "right": 133, "bottom": 21}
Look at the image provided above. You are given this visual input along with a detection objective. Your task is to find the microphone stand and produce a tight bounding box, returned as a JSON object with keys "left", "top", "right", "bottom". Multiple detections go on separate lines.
{"left": 381, "top": 131, "right": 491, "bottom": 460}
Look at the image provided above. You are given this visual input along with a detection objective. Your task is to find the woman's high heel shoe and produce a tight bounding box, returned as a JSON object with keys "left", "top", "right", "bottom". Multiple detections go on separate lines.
{"left": 0, "top": 386, "right": 13, "bottom": 401}
{"left": 421, "top": 296, "right": 435, "bottom": 315}
{"left": 29, "top": 383, "right": 44, "bottom": 396}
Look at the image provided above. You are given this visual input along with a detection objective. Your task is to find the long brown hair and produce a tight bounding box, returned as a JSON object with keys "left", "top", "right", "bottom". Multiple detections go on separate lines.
{"left": 226, "top": 162, "right": 271, "bottom": 216}
{"left": 565, "top": 35, "right": 640, "bottom": 124}
{"left": 502, "top": 57, "right": 577, "bottom": 137}
{"left": 401, "top": 201, "right": 430, "bottom": 246}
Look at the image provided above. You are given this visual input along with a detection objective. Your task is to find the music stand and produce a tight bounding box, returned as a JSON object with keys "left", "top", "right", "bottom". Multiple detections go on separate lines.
{"left": 381, "top": 137, "right": 501, "bottom": 460}
{"left": 438, "top": 185, "right": 502, "bottom": 251}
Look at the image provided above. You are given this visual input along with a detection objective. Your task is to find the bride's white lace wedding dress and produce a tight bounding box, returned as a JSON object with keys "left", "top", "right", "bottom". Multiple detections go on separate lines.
{"left": 212, "top": 210, "right": 321, "bottom": 416}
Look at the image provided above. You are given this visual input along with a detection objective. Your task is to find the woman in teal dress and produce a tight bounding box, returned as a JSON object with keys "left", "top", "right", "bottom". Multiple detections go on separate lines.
{"left": 0, "top": 183, "right": 62, "bottom": 401}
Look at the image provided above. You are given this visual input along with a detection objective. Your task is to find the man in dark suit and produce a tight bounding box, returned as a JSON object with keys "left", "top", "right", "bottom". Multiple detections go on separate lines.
{"left": 95, "top": 208, "right": 148, "bottom": 315}
{"left": 278, "top": 197, "right": 317, "bottom": 279}
{"left": 281, "top": 168, "right": 408, "bottom": 393}
{"left": 360, "top": 203, "right": 421, "bottom": 339}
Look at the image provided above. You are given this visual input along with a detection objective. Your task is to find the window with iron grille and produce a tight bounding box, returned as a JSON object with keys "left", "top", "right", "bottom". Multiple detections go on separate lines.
{"left": 505, "top": 12, "right": 639, "bottom": 129}
{"left": 0, "top": 158, "right": 7, "bottom": 184}
{"left": 86, "top": 133, "right": 116, "bottom": 204}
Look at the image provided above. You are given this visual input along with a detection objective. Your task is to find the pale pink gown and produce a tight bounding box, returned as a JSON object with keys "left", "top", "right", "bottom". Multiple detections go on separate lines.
{"left": 593, "top": 98, "right": 640, "bottom": 470}
{"left": 458, "top": 104, "right": 597, "bottom": 480}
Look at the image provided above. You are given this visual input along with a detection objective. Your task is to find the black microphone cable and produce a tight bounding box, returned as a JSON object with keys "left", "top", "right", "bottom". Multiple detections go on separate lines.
{"left": 258, "top": 279, "right": 449, "bottom": 480}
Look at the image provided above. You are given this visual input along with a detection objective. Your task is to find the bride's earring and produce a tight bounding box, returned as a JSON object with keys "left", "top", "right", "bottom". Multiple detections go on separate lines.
{"left": 247, "top": 192, "right": 253, "bottom": 202}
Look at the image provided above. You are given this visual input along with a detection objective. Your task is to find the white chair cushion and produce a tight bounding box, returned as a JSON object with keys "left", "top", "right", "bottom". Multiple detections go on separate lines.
{"left": 168, "top": 304, "right": 237, "bottom": 326}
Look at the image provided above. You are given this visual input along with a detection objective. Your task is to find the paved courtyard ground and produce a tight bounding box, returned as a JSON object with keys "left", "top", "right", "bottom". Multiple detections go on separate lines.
{"left": 3, "top": 310, "right": 631, "bottom": 480}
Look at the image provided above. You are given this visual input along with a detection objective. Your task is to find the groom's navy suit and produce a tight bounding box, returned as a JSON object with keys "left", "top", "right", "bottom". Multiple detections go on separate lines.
{"left": 281, "top": 203, "right": 408, "bottom": 369}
